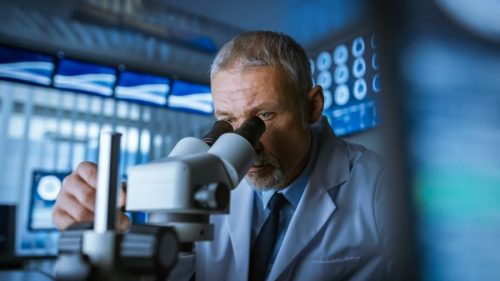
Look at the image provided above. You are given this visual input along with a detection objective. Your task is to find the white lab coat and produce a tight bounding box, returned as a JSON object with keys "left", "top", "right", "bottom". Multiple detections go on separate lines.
{"left": 170, "top": 117, "right": 393, "bottom": 281}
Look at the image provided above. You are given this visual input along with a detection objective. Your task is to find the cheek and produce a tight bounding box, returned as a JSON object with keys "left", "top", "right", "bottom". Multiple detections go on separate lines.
{"left": 259, "top": 123, "right": 301, "bottom": 163}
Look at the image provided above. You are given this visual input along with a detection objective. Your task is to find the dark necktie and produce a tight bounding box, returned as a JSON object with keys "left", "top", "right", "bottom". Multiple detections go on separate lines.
{"left": 249, "top": 192, "right": 287, "bottom": 281}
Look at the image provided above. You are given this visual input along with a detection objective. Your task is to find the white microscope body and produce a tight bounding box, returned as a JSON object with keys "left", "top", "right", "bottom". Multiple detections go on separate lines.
{"left": 126, "top": 117, "right": 265, "bottom": 244}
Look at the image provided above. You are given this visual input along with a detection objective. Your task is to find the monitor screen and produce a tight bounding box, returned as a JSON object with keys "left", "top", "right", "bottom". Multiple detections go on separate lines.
{"left": 0, "top": 46, "right": 55, "bottom": 86}
{"left": 311, "top": 31, "right": 380, "bottom": 137}
{"left": 28, "top": 170, "right": 70, "bottom": 231}
{"left": 54, "top": 59, "right": 116, "bottom": 96}
{"left": 168, "top": 80, "right": 213, "bottom": 114}
{"left": 115, "top": 70, "right": 170, "bottom": 106}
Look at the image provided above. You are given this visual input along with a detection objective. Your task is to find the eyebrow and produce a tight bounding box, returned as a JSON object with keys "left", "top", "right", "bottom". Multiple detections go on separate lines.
{"left": 214, "top": 109, "right": 231, "bottom": 117}
{"left": 215, "top": 102, "right": 280, "bottom": 117}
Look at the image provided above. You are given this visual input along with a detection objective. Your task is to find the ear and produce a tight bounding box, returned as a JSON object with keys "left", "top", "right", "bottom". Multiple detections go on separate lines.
{"left": 306, "top": 85, "right": 324, "bottom": 124}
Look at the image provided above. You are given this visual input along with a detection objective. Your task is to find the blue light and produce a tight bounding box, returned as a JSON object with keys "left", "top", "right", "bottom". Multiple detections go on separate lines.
{"left": 316, "top": 71, "right": 332, "bottom": 89}
{"left": 314, "top": 32, "right": 380, "bottom": 137}
{"left": 115, "top": 70, "right": 170, "bottom": 106}
{"left": 372, "top": 74, "right": 381, "bottom": 93}
{"left": 168, "top": 80, "right": 213, "bottom": 114}
{"left": 0, "top": 46, "right": 54, "bottom": 86}
{"left": 352, "top": 37, "right": 365, "bottom": 57}
{"left": 372, "top": 52, "right": 379, "bottom": 70}
{"left": 54, "top": 59, "right": 116, "bottom": 96}
{"left": 334, "top": 64, "right": 349, "bottom": 85}
{"left": 353, "top": 78, "right": 367, "bottom": 100}
{"left": 334, "top": 44, "right": 349, "bottom": 65}
{"left": 352, "top": 57, "right": 366, "bottom": 78}
{"left": 29, "top": 170, "right": 71, "bottom": 230}
{"left": 334, "top": 84, "right": 350, "bottom": 106}
{"left": 316, "top": 51, "right": 333, "bottom": 71}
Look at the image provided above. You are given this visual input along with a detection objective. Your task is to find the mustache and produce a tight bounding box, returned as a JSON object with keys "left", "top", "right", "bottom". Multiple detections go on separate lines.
{"left": 253, "top": 153, "right": 279, "bottom": 167}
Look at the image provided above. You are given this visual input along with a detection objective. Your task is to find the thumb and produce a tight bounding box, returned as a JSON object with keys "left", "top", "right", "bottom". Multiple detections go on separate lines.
{"left": 118, "top": 213, "right": 131, "bottom": 231}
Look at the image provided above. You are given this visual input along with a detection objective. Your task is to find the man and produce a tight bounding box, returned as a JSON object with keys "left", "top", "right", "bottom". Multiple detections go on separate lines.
{"left": 53, "top": 31, "right": 394, "bottom": 280}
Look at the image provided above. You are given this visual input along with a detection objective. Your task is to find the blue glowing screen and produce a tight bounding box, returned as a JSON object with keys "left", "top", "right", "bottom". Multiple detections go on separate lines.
{"left": 115, "top": 70, "right": 170, "bottom": 106}
{"left": 168, "top": 80, "right": 213, "bottom": 114}
{"left": 28, "top": 170, "right": 71, "bottom": 231}
{"left": 311, "top": 32, "right": 380, "bottom": 137}
{"left": 54, "top": 59, "right": 116, "bottom": 96}
{"left": 0, "top": 46, "right": 55, "bottom": 86}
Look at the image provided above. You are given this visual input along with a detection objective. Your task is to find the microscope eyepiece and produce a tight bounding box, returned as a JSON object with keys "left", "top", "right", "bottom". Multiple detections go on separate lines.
{"left": 235, "top": 116, "right": 266, "bottom": 147}
{"left": 202, "top": 120, "right": 234, "bottom": 146}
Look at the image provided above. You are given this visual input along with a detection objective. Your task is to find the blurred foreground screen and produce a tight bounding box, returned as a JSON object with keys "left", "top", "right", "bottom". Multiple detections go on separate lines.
{"left": 378, "top": 0, "right": 500, "bottom": 280}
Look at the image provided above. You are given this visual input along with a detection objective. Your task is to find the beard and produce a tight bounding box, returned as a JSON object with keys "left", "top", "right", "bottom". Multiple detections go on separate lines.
{"left": 245, "top": 152, "right": 284, "bottom": 191}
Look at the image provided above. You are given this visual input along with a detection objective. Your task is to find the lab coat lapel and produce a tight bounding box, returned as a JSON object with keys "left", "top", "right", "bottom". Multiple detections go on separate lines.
{"left": 267, "top": 118, "right": 350, "bottom": 281}
{"left": 227, "top": 180, "right": 254, "bottom": 279}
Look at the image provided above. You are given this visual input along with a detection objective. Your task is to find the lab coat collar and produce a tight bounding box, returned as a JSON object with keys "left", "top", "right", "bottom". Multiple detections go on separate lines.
{"left": 267, "top": 117, "right": 351, "bottom": 281}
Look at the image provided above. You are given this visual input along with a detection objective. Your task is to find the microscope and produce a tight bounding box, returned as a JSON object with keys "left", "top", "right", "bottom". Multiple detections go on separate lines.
{"left": 54, "top": 117, "right": 265, "bottom": 281}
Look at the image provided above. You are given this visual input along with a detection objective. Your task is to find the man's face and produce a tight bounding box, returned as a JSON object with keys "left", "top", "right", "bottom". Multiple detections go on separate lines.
{"left": 211, "top": 66, "right": 311, "bottom": 190}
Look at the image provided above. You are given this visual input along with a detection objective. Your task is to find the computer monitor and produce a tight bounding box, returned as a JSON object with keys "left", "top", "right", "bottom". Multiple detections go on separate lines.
{"left": 168, "top": 79, "right": 213, "bottom": 114}
{"left": 16, "top": 170, "right": 69, "bottom": 257}
{"left": 0, "top": 45, "right": 55, "bottom": 86}
{"left": 54, "top": 58, "right": 116, "bottom": 97}
{"left": 115, "top": 70, "right": 170, "bottom": 107}
{"left": 310, "top": 30, "right": 380, "bottom": 137}
{"left": 28, "top": 170, "right": 71, "bottom": 231}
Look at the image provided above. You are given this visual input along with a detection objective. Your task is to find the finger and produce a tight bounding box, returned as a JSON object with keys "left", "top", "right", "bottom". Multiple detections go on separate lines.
{"left": 63, "top": 175, "right": 96, "bottom": 211}
{"left": 75, "top": 161, "right": 98, "bottom": 188}
{"left": 117, "top": 213, "right": 131, "bottom": 231}
{"left": 52, "top": 207, "right": 76, "bottom": 231}
{"left": 57, "top": 191, "right": 95, "bottom": 222}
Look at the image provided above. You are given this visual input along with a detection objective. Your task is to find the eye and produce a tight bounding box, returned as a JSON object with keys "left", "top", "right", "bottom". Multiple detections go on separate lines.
{"left": 217, "top": 116, "right": 231, "bottom": 122}
{"left": 257, "top": 112, "right": 275, "bottom": 120}
{"left": 219, "top": 117, "right": 238, "bottom": 127}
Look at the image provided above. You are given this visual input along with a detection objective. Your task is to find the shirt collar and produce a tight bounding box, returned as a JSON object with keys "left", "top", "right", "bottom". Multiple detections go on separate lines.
{"left": 259, "top": 130, "right": 319, "bottom": 210}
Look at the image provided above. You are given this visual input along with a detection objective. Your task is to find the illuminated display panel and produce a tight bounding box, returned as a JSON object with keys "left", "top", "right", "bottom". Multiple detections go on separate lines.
{"left": 0, "top": 46, "right": 55, "bottom": 86}
{"left": 115, "top": 70, "right": 170, "bottom": 106}
{"left": 28, "top": 170, "right": 70, "bottom": 231}
{"left": 168, "top": 80, "right": 213, "bottom": 114}
{"left": 311, "top": 31, "right": 380, "bottom": 137}
{"left": 54, "top": 59, "right": 116, "bottom": 96}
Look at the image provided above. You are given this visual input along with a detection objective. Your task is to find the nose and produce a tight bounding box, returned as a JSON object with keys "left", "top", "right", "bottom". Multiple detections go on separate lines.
{"left": 254, "top": 141, "right": 264, "bottom": 154}
{"left": 231, "top": 120, "right": 242, "bottom": 131}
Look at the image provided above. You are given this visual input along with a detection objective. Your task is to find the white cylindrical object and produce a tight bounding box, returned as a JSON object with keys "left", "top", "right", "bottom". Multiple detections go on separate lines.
{"left": 168, "top": 137, "right": 210, "bottom": 157}
{"left": 208, "top": 133, "right": 255, "bottom": 189}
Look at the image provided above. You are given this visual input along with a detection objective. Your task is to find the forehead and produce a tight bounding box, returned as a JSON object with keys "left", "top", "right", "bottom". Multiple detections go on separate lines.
{"left": 210, "top": 66, "right": 290, "bottom": 113}
{"left": 211, "top": 66, "right": 284, "bottom": 93}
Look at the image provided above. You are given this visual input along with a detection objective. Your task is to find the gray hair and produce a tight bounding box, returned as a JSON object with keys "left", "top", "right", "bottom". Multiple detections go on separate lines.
{"left": 210, "top": 31, "right": 313, "bottom": 120}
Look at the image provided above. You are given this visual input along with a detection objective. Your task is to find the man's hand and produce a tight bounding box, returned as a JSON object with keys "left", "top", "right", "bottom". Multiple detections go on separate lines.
{"left": 52, "top": 161, "right": 130, "bottom": 231}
